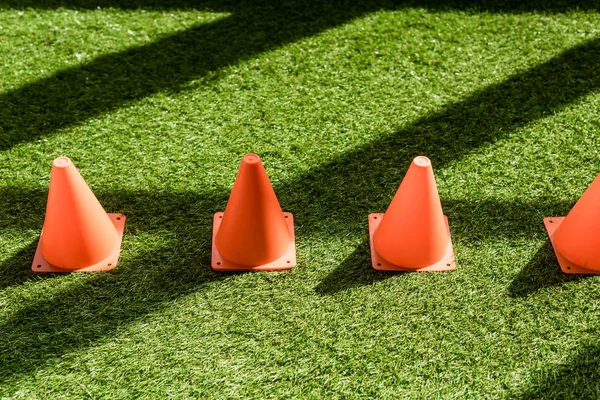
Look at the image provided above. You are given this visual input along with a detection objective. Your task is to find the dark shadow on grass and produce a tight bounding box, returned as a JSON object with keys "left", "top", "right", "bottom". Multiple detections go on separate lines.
{"left": 314, "top": 198, "right": 574, "bottom": 294}
{"left": 0, "top": 0, "right": 598, "bottom": 13}
{"left": 315, "top": 239, "right": 403, "bottom": 294}
{"left": 0, "top": 187, "right": 51, "bottom": 289}
{"left": 0, "top": 0, "right": 395, "bottom": 150}
{"left": 4, "top": 33, "right": 594, "bottom": 298}
{"left": 1, "top": 0, "right": 600, "bottom": 150}
{"left": 0, "top": 240, "right": 61, "bottom": 290}
{"left": 1, "top": 11, "right": 600, "bottom": 386}
{"left": 515, "top": 344, "right": 600, "bottom": 399}
{"left": 279, "top": 37, "right": 600, "bottom": 239}
{"left": 286, "top": 37, "right": 600, "bottom": 295}
{"left": 0, "top": 184, "right": 234, "bottom": 383}
{"left": 0, "top": 184, "right": 229, "bottom": 285}
{"left": 508, "top": 241, "right": 592, "bottom": 298}
{"left": 0, "top": 247, "right": 230, "bottom": 383}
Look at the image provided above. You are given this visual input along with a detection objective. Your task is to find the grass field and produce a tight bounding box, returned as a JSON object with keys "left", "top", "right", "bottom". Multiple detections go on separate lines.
{"left": 1, "top": 0, "right": 600, "bottom": 398}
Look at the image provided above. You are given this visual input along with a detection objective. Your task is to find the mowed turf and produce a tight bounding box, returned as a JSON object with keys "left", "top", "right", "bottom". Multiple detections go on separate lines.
{"left": 1, "top": 0, "right": 600, "bottom": 398}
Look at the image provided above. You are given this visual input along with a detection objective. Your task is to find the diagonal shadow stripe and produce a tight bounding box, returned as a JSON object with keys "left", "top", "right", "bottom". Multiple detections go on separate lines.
{"left": 515, "top": 344, "right": 600, "bottom": 399}
{"left": 0, "top": 35, "right": 599, "bottom": 387}
{"left": 1, "top": 0, "right": 599, "bottom": 151}
{"left": 0, "top": 0, "right": 392, "bottom": 150}
{"left": 278, "top": 37, "right": 600, "bottom": 236}
{"left": 314, "top": 198, "right": 574, "bottom": 295}
{"left": 0, "top": 242, "right": 233, "bottom": 384}
{"left": 0, "top": 0, "right": 598, "bottom": 12}
{"left": 507, "top": 241, "right": 593, "bottom": 298}
{"left": 0, "top": 185, "right": 229, "bottom": 290}
{"left": 3, "top": 38, "right": 598, "bottom": 238}
{"left": 0, "top": 186, "right": 232, "bottom": 384}
{"left": 282, "top": 38, "right": 600, "bottom": 295}
{"left": 0, "top": 193, "right": 571, "bottom": 382}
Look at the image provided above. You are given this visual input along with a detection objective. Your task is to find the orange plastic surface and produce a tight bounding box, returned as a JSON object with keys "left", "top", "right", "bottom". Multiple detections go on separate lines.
{"left": 31, "top": 157, "right": 126, "bottom": 273}
{"left": 212, "top": 212, "right": 296, "bottom": 271}
{"left": 33, "top": 214, "right": 126, "bottom": 272}
{"left": 212, "top": 154, "right": 296, "bottom": 271}
{"left": 544, "top": 217, "right": 600, "bottom": 275}
{"left": 369, "top": 213, "right": 455, "bottom": 271}
{"left": 369, "top": 156, "right": 455, "bottom": 272}
{"left": 549, "top": 173, "right": 600, "bottom": 273}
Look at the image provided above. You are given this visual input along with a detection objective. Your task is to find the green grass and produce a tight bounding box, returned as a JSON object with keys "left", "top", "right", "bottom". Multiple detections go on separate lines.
{"left": 1, "top": 0, "right": 600, "bottom": 398}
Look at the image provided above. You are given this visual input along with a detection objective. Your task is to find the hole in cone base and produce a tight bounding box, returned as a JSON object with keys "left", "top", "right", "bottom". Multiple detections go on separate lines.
{"left": 413, "top": 156, "right": 431, "bottom": 167}
{"left": 53, "top": 157, "right": 72, "bottom": 168}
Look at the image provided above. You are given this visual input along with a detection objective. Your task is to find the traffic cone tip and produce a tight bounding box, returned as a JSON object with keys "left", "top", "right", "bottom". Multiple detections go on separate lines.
{"left": 53, "top": 156, "right": 72, "bottom": 168}
{"left": 243, "top": 153, "right": 261, "bottom": 164}
{"left": 413, "top": 156, "right": 431, "bottom": 167}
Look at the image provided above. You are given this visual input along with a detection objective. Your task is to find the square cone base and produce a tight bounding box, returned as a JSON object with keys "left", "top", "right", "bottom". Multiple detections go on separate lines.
{"left": 543, "top": 217, "right": 600, "bottom": 275}
{"left": 212, "top": 212, "right": 296, "bottom": 272}
{"left": 32, "top": 214, "right": 126, "bottom": 273}
{"left": 368, "top": 214, "right": 456, "bottom": 272}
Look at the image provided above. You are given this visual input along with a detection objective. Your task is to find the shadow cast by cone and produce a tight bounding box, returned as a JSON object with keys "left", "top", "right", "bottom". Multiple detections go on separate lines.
{"left": 314, "top": 197, "right": 575, "bottom": 295}
{"left": 514, "top": 343, "right": 600, "bottom": 399}
{"left": 1, "top": 12, "right": 600, "bottom": 388}
{"left": 315, "top": 240, "right": 405, "bottom": 295}
{"left": 508, "top": 241, "right": 592, "bottom": 298}
{"left": 0, "top": 240, "right": 64, "bottom": 290}
{"left": 0, "top": 183, "right": 232, "bottom": 383}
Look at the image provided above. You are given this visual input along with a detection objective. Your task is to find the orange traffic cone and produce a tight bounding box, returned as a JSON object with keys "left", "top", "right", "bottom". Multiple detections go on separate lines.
{"left": 368, "top": 156, "right": 455, "bottom": 271}
{"left": 212, "top": 154, "right": 296, "bottom": 271}
{"left": 32, "top": 157, "right": 126, "bottom": 272}
{"left": 544, "top": 173, "right": 600, "bottom": 274}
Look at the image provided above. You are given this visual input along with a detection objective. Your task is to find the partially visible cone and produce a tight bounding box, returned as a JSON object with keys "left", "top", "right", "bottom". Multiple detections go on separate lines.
{"left": 32, "top": 157, "right": 126, "bottom": 272}
{"left": 544, "top": 173, "right": 600, "bottom": 274}
{"left": 212, "top": 153, "right": 296, "bottom": 271}
{"left": 368, "top": 156, "right": 455, "bottom": 271}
